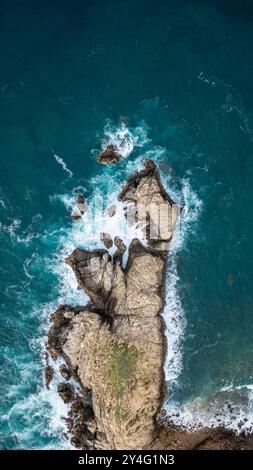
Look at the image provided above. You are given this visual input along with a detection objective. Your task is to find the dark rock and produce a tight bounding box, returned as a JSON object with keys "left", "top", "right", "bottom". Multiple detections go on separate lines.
{"left": 45, "top": 364, "right": 54, "bottom": 389}
{"left": 77, "top": 194, "right": 85, "bottom": 204}
{"left": 144, "top": 159, "right": 156, "bottom": 172}
{"left": 71, "top": 416, "right": 94, "bottom": 449}
{"left": 71, "top": 194, "right": 88, "bottom": 220}
{"left": 82, "top": 405, "right": 94, "bottom": 422}
{"left": 65, "top": 417, "right": 74, "bottom": 432}
{"left": 60, "top": 364, "right": 72, "bottom": 381}
{"left": 47, "top": 306, "right": 73, "bottom": 359}
{"left": 87, "top": 419, "right": 96, "bottom": 435}
{"left": 114, "top": 236, "right": 126, "bottom": 260}
{"left": 65, "top": 248, "right": 112, "bottom": 309}
{"left": 100, "top": 232, "right": 113, "bottom": 249}
{"left": 71, "top": 213, "right": 82, "bottom": 220}
{"left": 97, "top": 144, "right": 121, "bottom": 165}
{"left": 57, "top": 382, "right": 74, "bottom": 404}
{"left": 44, "top": 352, "right": 54, "bottom": 389}
{"left": 70, "top": 397, "right": 84, "bottom": 415}
{"left": 114, "top": 236, "right": 126, "bottom": 252}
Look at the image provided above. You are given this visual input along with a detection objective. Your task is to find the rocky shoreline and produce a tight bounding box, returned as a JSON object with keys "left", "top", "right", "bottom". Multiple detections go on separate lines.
{"left": 46, "top": 160, "right": 253, "bottom": 450}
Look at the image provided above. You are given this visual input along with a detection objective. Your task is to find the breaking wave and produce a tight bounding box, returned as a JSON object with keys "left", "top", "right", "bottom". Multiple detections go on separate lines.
{"left": 165, "top": 382, "right": 253, "bottom": 435}
{"left": 100, "top": 121, "right": 150, "bottom": 158}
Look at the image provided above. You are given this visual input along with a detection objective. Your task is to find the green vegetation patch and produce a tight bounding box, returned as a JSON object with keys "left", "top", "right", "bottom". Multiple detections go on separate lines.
{"left": 115, "top": 405, "right": 130, "bottom": 425}
{"left": 105, "top": 342, "right": 138, "bottom": 398}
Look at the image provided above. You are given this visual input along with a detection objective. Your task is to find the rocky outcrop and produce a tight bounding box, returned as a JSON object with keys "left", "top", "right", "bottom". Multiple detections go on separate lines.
{"left": 97, "top": 144, "right": 121, "bottom": 165}
{"left": 48, "top": 238, "right": 167, "bottom": 450}
{"left": 47, "top": 160, "right": 253, "bottom": 450}
{"left": 47, "top": 160, "right": 171, "bottom": 449}
{"left": 63, "top": 240, "right": 166, "bottom": 450}
{"left": 71, "top": 194, "right": 88, "bottom": 220}
{"left": 119, "top": 159, "right": 180, "bottom": 251}
{"left": 60, "top": 363, "right": 72, "bottom": 381}
{"left": 57, "top": 382, "right": 74, "bottom": 404}
{"left": 65, "top": 249, "right": 113, "bottom": 310}
{"left": 100, "top": 232, "right": 113, "bottom": 249}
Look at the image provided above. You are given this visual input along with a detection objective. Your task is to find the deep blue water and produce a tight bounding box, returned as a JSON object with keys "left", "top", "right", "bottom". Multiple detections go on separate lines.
{"left": 1, "top": 0, "right": 253, "bottom": 448}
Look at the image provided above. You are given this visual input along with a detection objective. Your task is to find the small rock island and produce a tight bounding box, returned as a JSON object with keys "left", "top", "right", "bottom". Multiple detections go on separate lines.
{"left": 46, "top": 160, "right": 253, "bottom": 450}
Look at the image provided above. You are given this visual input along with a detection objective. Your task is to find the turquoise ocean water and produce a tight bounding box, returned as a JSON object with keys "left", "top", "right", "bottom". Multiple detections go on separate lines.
{"left": 1, "top": 0, "right": 253, "bottom": 448}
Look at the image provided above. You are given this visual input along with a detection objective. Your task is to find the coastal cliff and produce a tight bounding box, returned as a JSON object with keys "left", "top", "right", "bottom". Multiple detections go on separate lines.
{"left": 47, "top": 161, "right": 253, "bottom": 450}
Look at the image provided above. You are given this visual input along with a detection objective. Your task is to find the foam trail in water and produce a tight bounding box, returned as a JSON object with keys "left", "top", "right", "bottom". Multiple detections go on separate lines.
{"left": 0, "top": 218, "right": 22, "bottom": 236}
{"left": 53, "top": 153, "right": 73, "bottom": 178}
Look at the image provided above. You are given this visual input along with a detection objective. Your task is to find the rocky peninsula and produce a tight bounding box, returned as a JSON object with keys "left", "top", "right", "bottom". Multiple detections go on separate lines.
{"left": 46, "top": 160, "right": 253, "bottom": 450}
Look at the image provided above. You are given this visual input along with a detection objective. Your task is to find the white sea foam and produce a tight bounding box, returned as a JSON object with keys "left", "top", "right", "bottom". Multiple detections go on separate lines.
{"left": 0, "top": 198, "right": 6, "bottom": 208}
{"left": 0, "top": 218, "right": 22, "bottom": 237}
{"left": 163, "top": 257, "right": 187, "bottom": 383}
{"left": 51, "top": 250, "right": 88, "bottom": 307}
{"left": 159, "top": 169, "right": 253, "bottom": 434}
{"left": 53, "top": 186, "right": 147, "bottom": 269}
{"left": 164, "top": 383, "right": 253, "bottom": 435}
{"left": 1, "top": 123, "right": 153, "bottom": 448}
{"left": 0, "top": 187, "right": 9, "bottom": 210}
{"left": 53, "top": 153, "right": 73, "bottom": 178}
{"left": 50, "top": 185, "right": 87, "bottom": 213}
{"left": 160, "top": 177, "right": 203, "bottom": 386}
{"left": 101, "top": 121, "right": 150, "bottom": 158}
{"left": 3, "top": 301, "right": 73, "bottom": 449}
{"left": 5, "top": 373, "right": 72, "bottom": 449}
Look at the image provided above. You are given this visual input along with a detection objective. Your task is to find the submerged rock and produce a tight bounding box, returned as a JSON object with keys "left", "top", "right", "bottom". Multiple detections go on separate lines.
{"left": 97, "top": 144, "right": 121, "bottom": 165}
{"left": 226, "top": 272, "right": 234, "bottom": 287}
